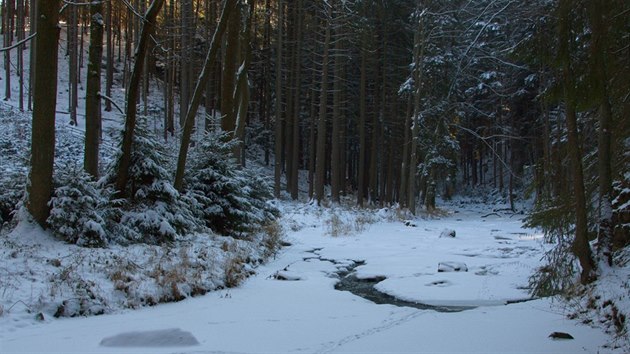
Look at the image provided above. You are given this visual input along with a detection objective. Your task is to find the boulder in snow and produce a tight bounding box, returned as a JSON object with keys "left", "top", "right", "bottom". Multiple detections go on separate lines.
{"left": 438, "top": 262, "right": 468, "bottom": 272}
{"left": 548, "top": 332, "right": 574, "bottom": 340}
{"left": 440, "top": 229, "right": 456, "bottom": 238}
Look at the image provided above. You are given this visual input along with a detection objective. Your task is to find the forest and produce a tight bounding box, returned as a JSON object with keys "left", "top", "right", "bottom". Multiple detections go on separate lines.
{"left": 0, "top": 0, "right": 629, "bottom": 351}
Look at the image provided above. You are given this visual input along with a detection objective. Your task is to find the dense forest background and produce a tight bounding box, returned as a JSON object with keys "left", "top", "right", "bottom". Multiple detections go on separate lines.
{"left": 0, "top": 0, "right": 629, "bottom": 291}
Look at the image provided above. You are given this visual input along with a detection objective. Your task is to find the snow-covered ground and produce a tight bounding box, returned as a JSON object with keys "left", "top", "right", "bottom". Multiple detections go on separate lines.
{"left": 1, "top": 200, "right": 622, "bottom": 353}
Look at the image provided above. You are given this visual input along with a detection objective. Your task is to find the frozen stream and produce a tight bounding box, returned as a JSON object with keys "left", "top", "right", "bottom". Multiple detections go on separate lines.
{"left": 333, "top": 261, "right": 475, "bottom": 313}
{"left": 0, "top": 202, "right": 618, "bottom": 353}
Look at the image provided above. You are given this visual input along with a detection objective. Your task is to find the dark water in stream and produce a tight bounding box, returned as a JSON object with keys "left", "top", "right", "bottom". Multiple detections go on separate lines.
{"left": 334, "top": 261, "right": 475, "bottom": 313}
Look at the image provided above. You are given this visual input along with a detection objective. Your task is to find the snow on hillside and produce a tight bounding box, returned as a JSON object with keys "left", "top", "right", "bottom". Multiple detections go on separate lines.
{"left": 1, "top": 199, "right": 627, "bottom": 353}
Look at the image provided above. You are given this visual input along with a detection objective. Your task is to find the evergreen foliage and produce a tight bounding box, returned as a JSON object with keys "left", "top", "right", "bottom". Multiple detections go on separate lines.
{"left": 185, "top": 132, "right": 278, "bottom": 236}
{"left": 103, "top": 121, "right": 201, "bottom": 244}
{"left": 48, "top": 164, "right": 109, "bottom": 247}
{"left": 0, "top": 107, "right": 29, "bottom": 224}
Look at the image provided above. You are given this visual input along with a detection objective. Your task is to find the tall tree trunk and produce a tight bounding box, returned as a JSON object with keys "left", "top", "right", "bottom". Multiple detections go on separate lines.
{"left": 27, "top": 0, "right": 61, "bottom": 227}
{"left": 173, "top": 0, "right": 237, "bottom": 191}
{"left": 558, "top": 0, "right": 596, "bottom": 284}
{"left": 330, "top": 12, "right": 342, "bottom": 204}
{"left": 28, "top": 0, "right": 36, "bottom": 110}
{"left": 273, "top": 0, "right": 284, "bottom": 197}
{"left": 114, "top": 0, "right": 165, "bottom": 196}
{"left": 289, "top": 0, "right": 303, "bottom": 200}
{"left": 105, "top": 0, "right": 113, "bottom": 112}
{"left": 220, "top": 0, "right": 240, "bottom": 133}
{"left": 315, "top": 2, "right": 332, "bottom": 204}
{"left": 16, "top": 0, "right": 24, "bottom": 110}
{"left": 4, "top": 0, "right": 13, "bottom": 100}
{"left": 84, "top": 1, "right": 104, "bottom": 179}
{"left": 68, "top": 5, "right": 78, "bottom": 125}
{"left": 357, "top": 40, "right": 367, "bottom": 207}
{"left": 179, "top": 0, "right": 193, "bottom": 127}
{"left": 399, "top": 94, "right": 412, "bottom": 208}
{"left": 408, "top": 15, "right": 425, "bottom": 214}
{"left": 588, "top": 0, "right": 614, "bottom": 266}
{"left": 233, "top": 0, "right": 256, "bottom": 164}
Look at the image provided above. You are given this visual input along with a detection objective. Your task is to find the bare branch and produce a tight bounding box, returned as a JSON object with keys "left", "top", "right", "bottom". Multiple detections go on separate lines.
{"left": 0, "top": 33, "right": 36, "bottom": 52}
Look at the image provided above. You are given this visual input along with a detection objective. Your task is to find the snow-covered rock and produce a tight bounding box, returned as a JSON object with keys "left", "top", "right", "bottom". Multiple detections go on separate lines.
{"left": 100, "top": 328, "right": 199, "bottom": 347}
{"left": 440, "top": 228, "right": 456, "bottom": 238}
{"left": 438, "top": 261, "right": 468, "bottom": 272}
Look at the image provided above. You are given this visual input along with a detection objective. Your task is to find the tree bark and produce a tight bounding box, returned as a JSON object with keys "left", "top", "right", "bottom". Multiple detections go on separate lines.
{"left": 315, "top": 2, "right": 332, "bottom": 204}
{"left": 588, "top": 0, "right": 614, "bottom": 266}
{"left": 408, "top": 14, "right": 425, "bottom": 214}
{"left": 27, "top": 0, "right": 61, "bottom": 227}
{"left": 558, "top": 0, "right": 596, "bottom": 284}
{"left": 220, "top": 0, "right": 240, "bottom": 133}
{"left": 114, "top": 0, "right": 165, "bottom": 196}
{"left": 84, "top": 2, "right": 104, "bottom": 179}
{"left": 330, "top": 8, "right": 342, "bottom": 204}
{"left": 4, "top": 0, "right": 13, "bottom": 101}
{"left": 357, "top": 39, "right": 367, "bottom": 207}
{"left": 173, "top": 0, "right": 237, "bottom": 191}
{"left": 105, "top": 0, "right": 113, "bottom": 112}
{"left": 273, "top": 0, "right": 284, "bottom": 197}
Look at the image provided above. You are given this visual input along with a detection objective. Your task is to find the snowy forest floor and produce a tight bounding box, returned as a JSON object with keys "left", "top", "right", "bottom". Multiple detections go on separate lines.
{"left": 1, "top": 197, "right": 628, "bottom": 353}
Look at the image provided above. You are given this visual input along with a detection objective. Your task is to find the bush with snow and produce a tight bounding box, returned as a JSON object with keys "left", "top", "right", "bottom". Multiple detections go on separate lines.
{"left": 185, "top": 132, "right": 278, "bottom": 236}
{"left": 102, "top": 121, "right": 200, "bottom": 244}
{"left": 47, "top": 164, "right": 110, "bottom": 247}
{"left": 0, "top": 107, "right": 29, "bottom": 224}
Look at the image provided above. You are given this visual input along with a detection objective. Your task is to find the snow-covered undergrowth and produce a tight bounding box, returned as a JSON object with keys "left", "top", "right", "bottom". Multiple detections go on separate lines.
{"left": 0, "top": 219, "right": 278, "bottom": 320}
{"left": 0, "top": 104, "right": 283, "bottom": 320}
{"left": 562, "top": 249, "right": 630, "bottom": 350}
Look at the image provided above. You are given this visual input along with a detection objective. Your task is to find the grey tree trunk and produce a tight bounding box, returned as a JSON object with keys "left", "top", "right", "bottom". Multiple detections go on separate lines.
{"left": 408, "top": 15, "right": 425, "bottom": 215}
{"left": 84, "top": 1, "right": 104, "bottom": 179}
{"left": 27, "top": 0, "right": 61, "bottom": 227}
{"left": 3, "top": 0, "right": 13, "bottom": 101}
{"left": 558, "top": 0, "right": 596, "bottom": 284}
{"left": 173, "top": 0, "right": 237, "bottom": 191}
{"left": 114, "top": 0, "right": 165, "bottom": 196}
{"left": 68, "top": 5, "right": 78, "bottom": 125}
{"left": 273, "top": 0, "right": 284, "bottom": 197}
{"left": 315, "top": 2, "right": 332, "bottom": 204}
{"left": 357, "top": 41, "right": 367, "bottom": 207}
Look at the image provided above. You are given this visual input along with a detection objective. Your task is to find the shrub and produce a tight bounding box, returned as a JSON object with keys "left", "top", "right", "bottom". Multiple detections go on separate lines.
{"left": 102, "top": 121, "right": 200, "bottom": 244}
{"left": 185, "top": 132, "right": 278, "bottom": 236}
{"left": 47, "top": 164, "right": 109, "bottom": 247}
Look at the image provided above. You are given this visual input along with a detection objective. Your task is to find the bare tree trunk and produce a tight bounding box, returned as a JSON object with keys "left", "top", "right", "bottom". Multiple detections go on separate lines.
{"left": 289, "top": 0, "right": 303, "bottom": 200}
{"left": 315, "top": 2, "right": 332, "bottom": 204}
{"left": 173, "top": 0, "right": 237, "bottom": 191}
{"left": 408, "top": 14, "right": 425, "bottom": 214}
{"left": 558, "top": 0, "right": 596, "bottom": 284}
{"left": 357, "top": 40, "right": 367, "bottom": 207}
{"left": 234, "top": 0, "right": 256, "bottom": 164}
{"left": 16, "top": 0, "right": 24, "bottom": 110}
{"left": 308, "top": 74, "right": 316, "bottom": 199}
{"left": 4, "top": 0, "right": 13, "bottom": 100}
{"left": 114, "top": 0, "right": 165, "bottom": 196}
{"left": 68, "top": 5, "right": 78, "bottom": 125}
{"left": 27, "top": 0, "right": 61, "bottom": 227}
{"left": 105, "top": 0, "right": 113, "bottom": 112}
{"left": 399, "top": 94, "right": 412, "bottom": 208}
{"left": 273, "top": 0, "right": 284, "bottom": 197}
{"left": 330, "top": 12, "right": 342, "bottom": 204}
{"left": 84, "top": 1, "right": 104, "bottom": 179}
{"left": 28, "top": 0, "right": 36, "bottom": 110}
{"left": 588, "top": 0, "right": 614, "bottom": 266}
{"left": 179, "top": 0, "right": 193, "bottom": 127}
{"left": 220, "top": 0, "right": 240, "bottom": 133}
